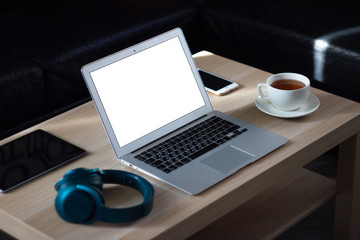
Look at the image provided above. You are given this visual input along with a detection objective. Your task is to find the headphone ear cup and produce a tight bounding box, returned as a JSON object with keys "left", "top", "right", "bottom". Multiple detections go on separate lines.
{"left": 55, "top": 184, "right": 104, "bottom": 224}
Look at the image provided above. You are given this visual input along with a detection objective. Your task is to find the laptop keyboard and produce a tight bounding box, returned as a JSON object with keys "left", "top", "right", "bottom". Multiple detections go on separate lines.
{"left": 134, "top": 116, "right": 248, "bottom": 174}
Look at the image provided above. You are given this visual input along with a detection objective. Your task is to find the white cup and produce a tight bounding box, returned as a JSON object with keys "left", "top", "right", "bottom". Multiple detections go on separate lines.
{"left": 257, "top": 73, "right": 310, "bottom": 111}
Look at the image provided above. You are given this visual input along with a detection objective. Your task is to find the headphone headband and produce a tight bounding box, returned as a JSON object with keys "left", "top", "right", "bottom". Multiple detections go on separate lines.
{"left": 100, "top": 169, "right": 154, "bottom": 222}
{"left": 55, "top": 168, "right": 154, "bottom": 224}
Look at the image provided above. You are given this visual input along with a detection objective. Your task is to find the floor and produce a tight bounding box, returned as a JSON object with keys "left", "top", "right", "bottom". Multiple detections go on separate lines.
{"left": 0, "top": 150, "right": 338, "bottom": 240}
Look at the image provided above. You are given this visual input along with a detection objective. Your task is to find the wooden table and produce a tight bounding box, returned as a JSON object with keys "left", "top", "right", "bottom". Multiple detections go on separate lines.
{"left": 1, "top": 51, "right": 359, "bottom": 240}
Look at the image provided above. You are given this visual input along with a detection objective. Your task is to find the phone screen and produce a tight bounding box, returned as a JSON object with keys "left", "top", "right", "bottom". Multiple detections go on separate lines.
{"left": 199, "top": 70, "right": 233, "bottom": 91}
{"left": 0, "top": 130, "right": 85, "bottom": 192}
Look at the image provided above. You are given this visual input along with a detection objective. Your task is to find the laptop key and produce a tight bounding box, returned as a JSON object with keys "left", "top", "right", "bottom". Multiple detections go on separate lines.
{"left": 181, "top": 158, "right": 191, "bottom": 164}
{"left": 157, "top": 164, "right": 167, "bottom": 170}
{"left": 145, "top": 158, "right": 155, "bottom": 164}
{"left": 151, "top": 160, "right": 163, "bottom": 167}
{"left": 227, "top": 125, "right": 240, "bottom": 132}
{"left": 169, "top": 165, "right": 178, "bottom": 170}
{"left": 163, "top": 168, "right": 172, "bottom": 174}
{"left": 188, "top": 142, "right": 219, "bottom": 160}
{"left": 175, "top": 162, "right": 184, "bottom": 167}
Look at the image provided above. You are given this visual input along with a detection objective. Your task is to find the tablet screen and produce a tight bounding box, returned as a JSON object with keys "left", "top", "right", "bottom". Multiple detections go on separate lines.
{"left": 0, "top": 129, "right": 85, "bottom": 192}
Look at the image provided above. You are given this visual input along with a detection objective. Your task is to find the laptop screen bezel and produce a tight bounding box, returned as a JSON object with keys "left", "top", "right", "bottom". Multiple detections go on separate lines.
{"left": 81, "top": 28, "right": 213, "bottom": 158}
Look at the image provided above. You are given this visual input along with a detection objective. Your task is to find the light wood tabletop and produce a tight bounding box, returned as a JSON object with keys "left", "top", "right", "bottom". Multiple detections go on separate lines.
{"left": 1, "top": 51, "right": 359, "bottom": 240}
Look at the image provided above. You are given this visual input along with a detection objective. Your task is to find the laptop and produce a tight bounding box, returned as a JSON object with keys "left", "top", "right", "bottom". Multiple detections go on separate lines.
{"left": 81, "top": 28, "right": 287, "bottom": 195}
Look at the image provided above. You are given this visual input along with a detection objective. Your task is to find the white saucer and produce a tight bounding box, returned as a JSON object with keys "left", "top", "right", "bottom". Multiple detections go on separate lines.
{"left": 255, "top": 93, "right": 320, "bottom": 118}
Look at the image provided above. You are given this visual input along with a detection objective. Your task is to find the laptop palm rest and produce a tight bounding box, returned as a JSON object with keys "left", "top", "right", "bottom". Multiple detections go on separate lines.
{"left": 200, "top": 146, "right": 255, "bottom": 174}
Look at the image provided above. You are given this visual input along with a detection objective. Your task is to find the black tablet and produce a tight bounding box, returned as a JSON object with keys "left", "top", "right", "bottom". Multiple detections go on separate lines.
{"left": 0, "top": 129, "right": 85, "bottom": 192}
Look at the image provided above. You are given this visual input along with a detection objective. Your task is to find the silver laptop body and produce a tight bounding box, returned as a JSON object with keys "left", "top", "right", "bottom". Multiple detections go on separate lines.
{"left": 81, "top": 28, "right": 287, "bottom": 195}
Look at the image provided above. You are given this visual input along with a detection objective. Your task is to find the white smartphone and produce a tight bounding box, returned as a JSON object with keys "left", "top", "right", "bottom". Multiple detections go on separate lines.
{"left": 198, "top": 69, "right": 239, "bottom": 96}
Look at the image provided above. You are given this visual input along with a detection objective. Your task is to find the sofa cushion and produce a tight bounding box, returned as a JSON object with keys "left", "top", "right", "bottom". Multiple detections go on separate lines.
{"left": 199, "top": 0, "right": 360, "bottom": 102}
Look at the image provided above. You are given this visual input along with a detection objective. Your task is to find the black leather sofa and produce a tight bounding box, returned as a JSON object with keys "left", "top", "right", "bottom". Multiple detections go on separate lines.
{"left": 1, "top": 0, "right": 359, "bottom": 140}
{"left": 199, "top": 0, "right": 360, "bottom": 103}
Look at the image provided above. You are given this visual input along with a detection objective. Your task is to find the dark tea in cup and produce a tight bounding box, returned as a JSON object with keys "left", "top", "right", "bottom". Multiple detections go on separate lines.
{"left": 270, "top": 79, "right": 305, "bottom": 90}
{"left": 258, "top": 73, "right": 310, "bottom": 111}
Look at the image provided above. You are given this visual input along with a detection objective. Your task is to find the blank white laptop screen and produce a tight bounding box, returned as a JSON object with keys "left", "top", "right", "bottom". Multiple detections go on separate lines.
{"left": 89, "top": 37, "right": 205, "bottom": 147}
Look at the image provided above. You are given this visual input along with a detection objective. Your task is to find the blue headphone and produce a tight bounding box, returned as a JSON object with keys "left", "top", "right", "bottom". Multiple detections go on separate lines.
{"left": 55, "top": 168, "right": 154, "bottom": 224}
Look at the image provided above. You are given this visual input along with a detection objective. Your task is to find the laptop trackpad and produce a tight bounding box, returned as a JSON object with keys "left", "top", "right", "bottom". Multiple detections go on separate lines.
{"left": 201, "top": 146, "right": 255, "bottom": 174}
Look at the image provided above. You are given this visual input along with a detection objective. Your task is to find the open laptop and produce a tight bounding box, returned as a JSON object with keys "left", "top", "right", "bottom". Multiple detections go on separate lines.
{"left": 81, "top": 28, "right": 287, "bottom": 195}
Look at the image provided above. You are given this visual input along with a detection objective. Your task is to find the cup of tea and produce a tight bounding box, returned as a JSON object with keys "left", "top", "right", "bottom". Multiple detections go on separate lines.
{"left": 257, "top": 73, "right": 310, "bottom": 111}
